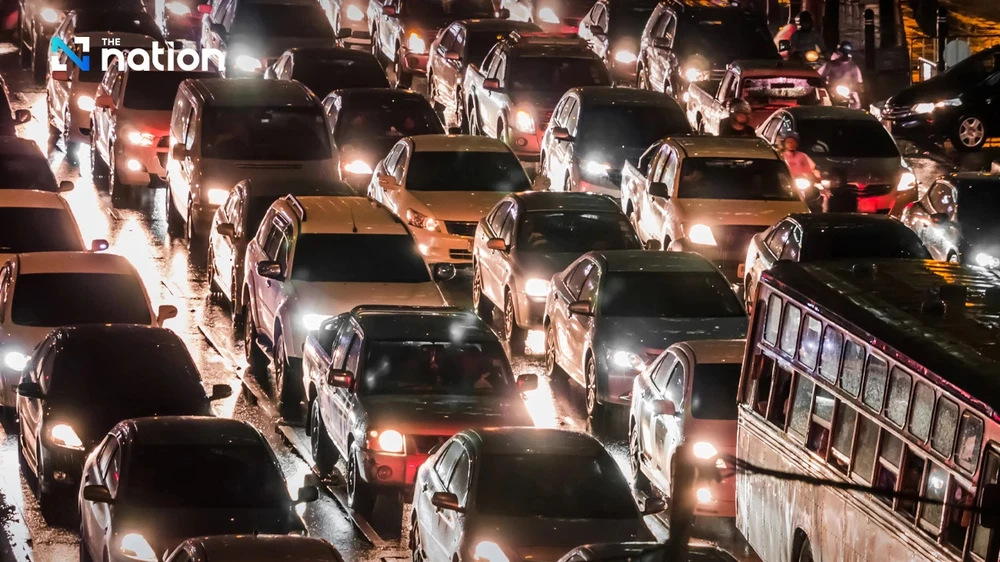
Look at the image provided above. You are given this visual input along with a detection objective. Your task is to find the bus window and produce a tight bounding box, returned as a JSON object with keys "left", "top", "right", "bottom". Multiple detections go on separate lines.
{"left": 945, "top": 483, "right": 974, "bottom": 551}
{"left": 863, "top": 356, "right": 889, "bottom": 412}
{"left": 955, "top": 412, "right": 984, "bottom": 473}
{"left": 798, "top": 316, "right": 822, "bottom": 369}
{"left": 807, "top": 386, "right": 835, "bottom": 455}
{"left": 897, "top": 449, "right": 925, "bottom": 519}
{"left": 852, "top": 414, "right": 880, "bottom": 482}
{"left": 750, "top": 355, "right": 775, "bottom": 414}
{"left": 830, "top": 403, "right": 857, "bottom": 473}
{"left": 818, "top": 327, "right": 843, "bottom": 383}
{"left": 875, "top": 431, "right": 904, "bottom": 506}
{"left": 909, "top": 382, "right": 934, "bottom": 442}
{"left": 766, "top": 366, "right": 793, "bottom": 428}
{"left": 931, "top": 397, "right": 959, "bottom": 457}
{"left": 919, "top": 461, "right": 948, "bottom": 531}
{"left": 789, "top": 374, "right": 813, "bottom": 438}
{"left": 780, "top": 304, "right": 802, "bottom": 356}
{"left": 840, "top": 340, "right": 864, "bottom": 397}
{"left": 971, "top": 449, "right": 999, "bottom": 558}
{"left": 885, "top": 367, "right": 913, "bottom": 427}
{"left": 764, "top": 294, "right": 782, "bottom": 344}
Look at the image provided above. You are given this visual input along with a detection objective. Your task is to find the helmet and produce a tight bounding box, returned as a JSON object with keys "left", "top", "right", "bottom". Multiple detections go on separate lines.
{"left": 797, "top": 11, "right": 813, "bottom": 29}
{"left": 837, "top": 41, "right": 854, "bottom": 57}
{"left": 782, "top": 131, "right": 801, "bottom": 143}
{"left": 726, "top": 98, "right": 751, "bottom": 116}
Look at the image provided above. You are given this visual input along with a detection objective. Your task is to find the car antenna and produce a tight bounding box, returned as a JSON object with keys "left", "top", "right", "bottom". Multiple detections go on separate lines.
{"left": 348, "top": 207, "right": 359, "bottom": 233}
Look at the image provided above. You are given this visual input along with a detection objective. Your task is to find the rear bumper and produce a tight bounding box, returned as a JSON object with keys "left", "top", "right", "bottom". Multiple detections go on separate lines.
{"left": 116, "top": 143, "right": 168, "bottom": 186}
{"left": 411, "top": 228, "right": 474, "bottom": 264}
{"left": 401, "top": 51, "right": 429, "bottom": 74}
{"left": 515, "top": 293, "right": 545, "bottom": 330}
{"left": 360, "top": 448, "right": 428, "bottom": 489}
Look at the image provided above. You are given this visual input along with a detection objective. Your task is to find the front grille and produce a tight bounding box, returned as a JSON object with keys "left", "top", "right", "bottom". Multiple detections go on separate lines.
{"left": 409, "top": 435, "right": 448, "bottom": 454}
{"left": 449, "top": 249, "right": 473, "bottom": 260}
{"left": 881, "top": 103, "right": 913, "bottom": 120}
{"left": 157, "top": 136, "right": 170, "bottom": 148}
{"left": 607, "top": 168, "right": 622, "bottom": 186}
{"left": 713, "top": 225, "right": 767, "bottom": 281}
{"left": 444, "top": 220, "right": 477, "bottom": 237}
{"left": 845, "top": 183, "right": 893, "bottom": 196}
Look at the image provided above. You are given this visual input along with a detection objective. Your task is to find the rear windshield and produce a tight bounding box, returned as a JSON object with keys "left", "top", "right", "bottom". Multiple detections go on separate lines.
{"left": 292, "top": 58, "right": 389, "bottom": 97}
{"left": 0, "top": 208, "right": 83, "bottom": 252}
{"left": 741, "top": 76, "right": 826, "bottom": 109}
{"left": 359, "top": 341, "right": 513, "bottom": 396}
{"left": 231, "top": 3, "right": 334, "bottom": 38}
{"left": 335, "top": 98, "right": 443, "bottom": 145}
{"left": 675, "top": 16, "right": 777, "bottom": 60}
{"left": 123, "top": 71, "right": 215, "bottom": 110}
{"left": 800, "top": 223, "right": 931, "bottom": 261}
{"left": 578, "top": 104, "right": 690, "bottom": 150}
{"left": 601, "top": 272, "right": 746, "bottom": 318}
{"left": 468, "top": 27, "right": 535, "bottom": 67}
{"left": 0, "top": 155, "right": 58, "bottom": 191}
{"left": 405, "top": 151, "right": 530, "bottom": 192}
{"left": 510, "top": 57, "right": 610, "bottom": 92}
{"left": 797, "top": 119, "right": 901, "bottom": 158}
{"left": 677, "top": 158, "right": 798, "bottom": 201}
{"left": 202, "top": 107, "right": 330, "bottom": 160}
{"left": 690, "top": 363, "right": 741, "bottom": 420}
{"left": 516, "top": 211, "right": 641, "bottom": 252}
{"left": 290, "top": 234, "right": 430, "bottom": 283}
{"left": 11, "top": 273, "right": 151, "bottom": 326}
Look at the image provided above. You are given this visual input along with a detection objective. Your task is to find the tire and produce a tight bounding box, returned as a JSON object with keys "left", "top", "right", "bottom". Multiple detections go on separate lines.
{"left": 310, "top": 400, "right": 338, "bottom": 475}
{"left": 273, "top": 332, "right": 304, "bottom": 421}
{"left": 455, "top": 91, "right": 469, "bottom": 133}
{"left": 109, "top": 145, "right": 131, "bottom": 208}
{"left": 244, "top": 305, "right": 268, "bottom": 378}
{"left": 231, "top": 274, "right": 245, "bottom": 330}
{"left": 410, "top": 519, "right": 426, "bottom": 562}
{"left": 503, "top": 290, "right": 527, "bottom": 356}
{"left": 90, "top": 133, "right": 109, "bottom": 191}
{"left": 79, "top": 535, "right": 94, "bottom": 562}
{"left": 630, "top": 419, "right": 652, "bottom": 493}
{"left": 951, "top": 115, "right": 987, "bottom": 152}
{"left": 166, "top": 184, "right": 184, "bottom": 236}
{"left": 472, "top": 263, "right": 493, "bottom": 322}
{"left": 31, "top": 37, "right": 46, "bottom": 84}
{"left": 796, "top": 536, "right": 814, "bottom": 562}
{"left": 347, "top": 441, "right": 375, "bottom": 518}
{"left": 207, "top": 248, "right": 223, "bottom": 302}
{"left": 394, "top": 47, "right": 412, "bottom": 88}
{"left": 584, "top": 354, "right": 604, "bottom": 419}
{"left": 544, "top": 323, "right": 567, "bottom": 381}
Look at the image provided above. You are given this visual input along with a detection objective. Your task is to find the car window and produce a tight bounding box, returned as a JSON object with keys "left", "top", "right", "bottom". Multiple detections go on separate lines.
{"left": 762, "top": 116, "right": 782, "bottom": 142}
{"left": 434, "top": 442, "right": 462, "bottom": 483}
{"left": 331, "top": 328, "right": 354, "bottom": 368}
{"left": 499, "top": 212, "right": 515, "bottom": 244}
{"left": 779, "top": 225, "right": 802, "bottom": 261}
{"left": 766, "top": 221, "right": 793, "bottom": 257}
{"left": 488, "top": 202, "right": 512, "bottom": 234}
{"left": 97, "top": 437, "right": 117, "bottom": 476}
{"left": 577, "top": 266, "right": 600, "bottom": 302}
{"left": 928, "top": 182, "right": 956, "bottom": 216}
{"left": 448, "top": 452, "right": 470, "bottom": 503}
{"left": 650, "top": 353, "right": 676, "bottom": 391}
{"left": 106, "top": 441, "right": 122, "bottom": 495}
{"left": 0, "top": 268, "right": 8, "bottom": 323}
{"left": 440, "top": 26, "right": 458, "bottom": 51}
{"left": 262, "top": 219, "right": 284, "bottom": 259}
{"left": 565, "top": 261, "right": 593, "bottom": 296}
{"left": 344, "top": 335, "right": 362, "bottom": 375}
{"left": 664, "top": 362, "right": 685, "bottom": 407}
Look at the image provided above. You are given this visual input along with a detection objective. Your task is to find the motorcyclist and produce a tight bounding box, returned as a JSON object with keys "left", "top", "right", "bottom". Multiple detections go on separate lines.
{"left": 819, "top": 41, "right": 864, "bottom": 107}
{"left": 718, "top": 99, "right": 757, "bottom": 137}
{"left": 789, "top": 12, "right": 825, "bottom": 61}
{"left": 781, "top": 132, "right": 824, "bottom": 210}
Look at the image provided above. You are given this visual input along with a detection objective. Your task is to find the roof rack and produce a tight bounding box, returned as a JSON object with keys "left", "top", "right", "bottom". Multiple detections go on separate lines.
{"left": 284, "top": 194, "right": 306, "bottom": 221}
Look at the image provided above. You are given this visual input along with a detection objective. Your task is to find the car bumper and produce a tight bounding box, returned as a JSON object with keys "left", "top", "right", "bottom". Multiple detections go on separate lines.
{"left": 411, "top": 228, "right": 474, "bottom": 264}
{"left": 602, "top": 367, "right": 640, "bottom": 405}
{"left": 38, "top": 443, "right": 85, "bottom": 497}
{"left": 359, "top": 448, "right": 428, "bottom": 489}
{"left": 116, "top": 143, "right": 168, "bottom": 186}
{"left": 401, "top": 51, "right": 429, "bottom": 74}
{"left": 515, "top": 293, "right": 545, "bottom": 330}
{"left": 510, "top": 130, "right": 543, "bottom": 162}
{"left": 68, "top": 104, "right": 92, "bottom": 144}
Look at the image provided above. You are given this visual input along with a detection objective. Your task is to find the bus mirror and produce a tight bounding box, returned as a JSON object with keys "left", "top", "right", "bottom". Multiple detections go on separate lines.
{"left": 981, "top": 484, "right": 1000, "bottom": 529}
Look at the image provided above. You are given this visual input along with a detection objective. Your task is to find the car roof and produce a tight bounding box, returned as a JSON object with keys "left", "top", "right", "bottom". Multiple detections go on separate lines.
{"left": 0, "top": 190, "right": 69, "bottom": 209}
{"left": 244, "top": 179, "right": 354, "bottom": 199}
{"left": 785, "top": 212, "right": 912, "bottom": 231}
{"left": 14, "top": 251, "right": 138, "bottom": 275}
{"left": 572, "top": 86, "right": 679, "bottom": 107}
{"left": 334, "top": 88, "right": 427, "bottom": 103}
{"left": 784, "top": 106, "right": 877, "bottom": 121}
{"left": 505, "top": 33, "right": 596, "bottom": 57}
{"left": 669, "top": 136, "right": 779, "bottom": 159}
{"left": 352, "top": 306, "right": 497, "bottom": 342}
{"left": 52, "top": 324, "right": 182, "bottom": 347}
{"left": 125, "top": 416, "right": 263, "bottom": 446}
{"left": 511, "top": 191, "right": 620, "bottom": 213}
{"left": 0, "top": 137, "right": 44, "bottom": 156}
{"left": 672, "top": 339, "right": 745, "bottom": 365}
{"left": 410, "top": 134, "right": 511, "bottom": 153}
{"left": 730, "top": 59, "right": 818, "bottom": 76}
{"left": 279, "top": 196, "right": 407, "bottom": 235}
{"left": 186, "top": 78, "right": 317, "bottom": 107}
{"left": 589, "top": 250, "right": 718, "bottom": 273}
{"left": 462, "top": 427, "right": 604, "bottom": 456}
{"left": 287, "top": 47, "right": 378, "bottom": 61}
{"left": 190, "top": 535, "right": 342, "bottom": 562}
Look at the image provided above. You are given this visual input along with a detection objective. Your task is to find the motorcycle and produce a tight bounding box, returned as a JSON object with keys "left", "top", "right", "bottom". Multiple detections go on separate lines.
{"left": 830, "top": 83, "right": 862, "bottom": 109}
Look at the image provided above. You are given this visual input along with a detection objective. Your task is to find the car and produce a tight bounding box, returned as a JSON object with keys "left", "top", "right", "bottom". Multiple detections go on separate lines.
{"left": 0, "top": 137, "right": 74, "bottom": 192}
{"left": 46, "top": 10, "right": 165, "bottom": 157}
{"left": 304, "top": 305, "right": 537, "bottom": 517}
{"left": 90, "top": 60, "right": 217, "bottom": 206}
{"left": 872, "top": 45, "right": 1000, "bottom": 151}
{"left": 410, "top": 427, "right": 661, "bottom": 562}
{"left": 901, "top": 172, "right": 1000, "bottom": 266}
{"left": 79, "top": 417, "right": 318, "bottom": 562}
{"left": 577, "top": 0, "right": 659, "bottom": 86}
{"left": 756, "top": 106, "right": 917, "bottom": 215}
{"left": 200, "top": 0, "right": 339, "bottom": 77}
{"left": 426, "top": 19, "right": 541, "bottom": 132}
{"left": 544, "top": 250, "right": 747, "bottom": 418}
{"left": 264, "top": 47, "right": 388, "bottom": 99}
{"left": 556, "top": 542, "right": 739, "bottom": 562}
{"left": 0, "top": 252, "right": 178, "bottom": 416}
{"left": 743, "top": 213, "right": 932, "bottom": 311}
{"left": 368, "top": 0, "right": 498, "bottom": 88}
{"left": 155, "top": 0, "right": 212, "bottom": 41}
{"left": 165, "top": 535, "right": 345, "bottom": 562}
{"left": 16, "top": 325, "right": 230, "bottom": 520}
{"left": 0, "top": 189, "right": 106, "bottom": 260}
{"left": 499, "top": 0, "right": 593, "bottom": 32}
{"left": 368, "top": 135, "right": 543, "bottom": 266}
{"left": 472, "top": 192, "right": 642, "bottom": 353}
{"left": 242, "top": 195, "right": 452, "bottom": 418}
{"left": 321, "top": 88, "right": 444, "bottom": 192}
{"left": 166, "top": 78, "right": 339, "bottom": 247}
{"left": 208, "top": 178, "right": 355, "bottom": 320}
{"left": 319, "top": 0, "right": 370, "bottom": 44}
{"left": 464, "top": 31, "right": 611, "bottom": 165}
{"left": 539, "top": 86, "right": 690, "bottom": 196}
{"left": 0, "top": 73, "right": 31, "bottom": 136}
{"left": 636, "top": 2, "right": 777, "bottom": 96}
{"left": 629, "top": 339, "right": 746, "bottom": 518}
{"left": 625, "top": 136, "right": 808, "bottom": 282}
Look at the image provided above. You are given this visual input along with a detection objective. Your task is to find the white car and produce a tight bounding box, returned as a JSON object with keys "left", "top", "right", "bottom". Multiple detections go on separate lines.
{"left": 367, "top": 134, "right": 545, "bottom": 266}
{"left": 0, "top": 252, "right": 177, "bottom": 414}
{"left": 0, "top": 189, "right": 108, "bottom": 260}
{"left": 241, "top": 195, "right": 453, "bottom": 419}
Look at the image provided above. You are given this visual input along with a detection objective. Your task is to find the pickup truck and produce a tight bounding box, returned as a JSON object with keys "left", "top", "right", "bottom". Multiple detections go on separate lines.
{"left": 464, "top": 31, "right": 610, "bottom": 163}
{"left": 686, "top": 60, "right": 830, "bottom": 135}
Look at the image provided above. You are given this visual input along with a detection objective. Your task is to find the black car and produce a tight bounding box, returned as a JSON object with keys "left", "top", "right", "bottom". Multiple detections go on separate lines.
{"left": 16, "top": 325, "right": 231, "bottom": 520}
{"left": 0, "top": 137, "right": 72, "bottom": 192}
{"left": 901, "top": 172, "right": 1000, "bottom": 265}
{"left": 0, "top": 74, "right": 31, "bottom": 137}
{"left": 263, "top": 47, "right": 389, "bottom": 98}
{"left": 578, "top": 0, "right": 659, "bottom": 85}
{"left": 875, "top": 46, "right": 1000, "bottom": 152}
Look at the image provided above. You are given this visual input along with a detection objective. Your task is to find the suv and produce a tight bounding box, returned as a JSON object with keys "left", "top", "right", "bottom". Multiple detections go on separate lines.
{"left": 242, "top": 195, "right": 453, "bottom": 419}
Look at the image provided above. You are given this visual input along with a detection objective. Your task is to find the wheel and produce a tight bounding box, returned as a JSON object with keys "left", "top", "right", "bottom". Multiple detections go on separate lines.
{"left": 455, "top": 90, "right": 469, "bottom": 133}
{"left": 394, "top": 47, "right": 412, "bottom": 88}
{"left": 244, "top": 305, "right": 268, "bottom": 378}
{"left": 231, "top": 274, "right": 245, "bottom": 330}
{"left": 90, "top": 132, "right": 109, "bottom": 191}
{"left": 637, "top": 65, "right": 649, "bottom": 90}
{"left": 584, "top": 355, "right": 604, "bottom": 419}
{"left": 310, "top": 400, "right": 339, "bottom": 475}
{"left": 472, "top": 264, "right": 493, "bottom": 322}
{"left": 410, "top": 519, "right": 426, "bottom": 562}
{"left": 503, "top": 290, "right": 527, "bottom": 355}
{"left": 544, "top": 324, "right": 567, "bottom": 381}
{"left": 19, "top": 26, "right": 30, "bottom": 68}
{"left": 166, "top": 184, "right": 184, "bottom": 236}
{"left": 952, "top": 115, "right": 987, "bottom": 152}
{"left": 629, "top": 419, "right": 652, "bottom": 494}
{"left": 31, "top": 37, "right": 46, "bottom": 84}
{"left": 347, "top": 441, "right": 375, "bottom": 517}
{"left": 273, "top": 332, "right": 304, "bottom": 421}
{"left": 79, "top": 534, "right": 94, "bottom": 562}
{"left": 109, "top": 145, "right": 131, "bottom": 208}
{"left": 796, "top": 536, "right": 814, "bottom": 562}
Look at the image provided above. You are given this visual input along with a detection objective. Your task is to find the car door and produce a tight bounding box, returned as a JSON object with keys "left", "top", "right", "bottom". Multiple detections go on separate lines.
{"left": 256, "top": 214, "right": 290, "bottom": 337}
{"left": 91, "top": 61, "right": 119, "bottom": 162}
{"left": 653, "top": 357, "right": 685, "bottom": 484}
{"left": 371, "top": 142, "right": 404, "bottom": 202}
{"left": 640, "top": 353, "right": 675, "bottom": 469}
{"left": 212, "top": 188, "right": 240, "bottom": 295}
{"left": 82, "top": 435, "right": 121, "bottom": 557}
{"left": 479, "top": 201, "right": 512, "bottom": 305}
{"left": 565, "top": 260, "right": 599, "bottom": 379}
{"left": 20, "top": 338, "right": 55, "bottom": 460}
{"left": 492, "top": 205, "right": 518, "bottom": 296}
{"left": 338, "top": 334, "right": 363, "bottom": 443}
{"left": 483, "top": 203, "right": 515, "bottom": 304}
{"left": 550, "top": 97, "right": 577, "bottom": 188}
{"left": 319, "top": 324, "right": 352, "bottom": 452}
{"left": 204, "top": 0, "right": 234, "bottom": 69}
{"left": 645, "top": 9, "right": 675, "bottom": 92}
{"left": 551, "top": 260, "right": 591, "bottom": 372}
{"left": 424, "top": 442, "right": 465, "bottom": 560}
{"left": 583, "top": 4, "right": 610, "bottom": 62}
{"left": 759, "top": 113, "right": 784, "bottom": 146}
{"left": 482, "top": 53, "right": 508, "bottom": 138}
{"left": 432, "top": 25, "right": 459, "bottom": 105}
{"left": 383, "top": 143, "right": 410, "bottom": 214}
{"left": 643, "top": 146, "right": 677, "bottom": 243}
{"left": 439, "top": 447, "right": 470, "bottom": 559}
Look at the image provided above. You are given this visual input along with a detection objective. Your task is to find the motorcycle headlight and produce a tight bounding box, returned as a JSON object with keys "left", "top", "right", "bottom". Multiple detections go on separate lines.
{"left": 687, "top": 223, "right": 716, "bottom": 246}
{"left": 614, "top": 49, "right": 637, "bottom": 64}
{"left": 166, "top": 1, "right": 191, "bottom": 15}
{"left": 407, "top": 32, "right": 427, "bottom": 54}
{"left": 40, "top": 8, "right": 60, "bottom": 23}
{"left": 835, "top": 85, "right": 851, "bottom": 97}
{"left": 235, "top": 54, "right": 263, "bottom": 72}
{"left": 896, "top": 171, "right": 916, "bottom": 192}
{"left": 538, "top": 7, "right": 559, "bottom": 23}
{"left": 301, "top": 314, "right": 332, "bottom": 331}
{"left": 474, "top": 541, "right": 510, "bottom": 562}
{"left": 3, "top": 352, "right": 29, "bottom": 371}
{"left": 975, "top": 253, "right": 1000, "bottom": 268}
{"left": 77, "top": 96, "right": 96, "bottom": 111}
{"left": 524, "top": 278, "right": 550, "bottom": 298}
{"left": 346, "top": 4, "right": 365, "bottom": 20}
{"left": 206, "top": 188, "right": 229, "bottom": 206}
{"left": 406, "top": 209, "right": 440, "bottom": 232}
{"left": 49, "top": 423, "right": 84, "bottom": 450}
{"left": 342, "top": 159, "right": 373, "bottom": 175}
{"left": 374, "top": 429, "right": 405, "bottom": 453}
{"left": 611, "top": 350, "right": 645, "bottom": 371}
{"left": 127, "top": 130, "right": 156, "bottom": 147}
{"left": 120, "top": 533, "right": 157, "bottom": 562}
{"left": 514, "top": 109, "right": 535, "bottom": 133}
{"left": 794, "top": 177, "right": 813, "bottom": 190}
{"left": 911, "top": 102, "right": 936, "bottom": 114}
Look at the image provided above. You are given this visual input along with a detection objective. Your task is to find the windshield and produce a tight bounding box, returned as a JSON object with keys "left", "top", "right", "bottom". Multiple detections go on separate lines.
{"left": 800, "top": 222, "right": 931, "bottom": 261}
{"left": 0, "top": 156, "right": 56, "bottom": 190}
{"left": 601, "top": 272, "right": 746, "bottom": 318}
{"left": 405, "top": 151, "right": 530, "bottom": 191}
{"left": 677, "top": 158, "right": 797, "bottom": 201}
{"left": 126, "top": 444, "right": 290, "bottom": 508}
{"left": 690, "top": 363, "right": 741, "bottom": 420}
{"left": 335, "top": 98, "right": 443, "bottom": 145}
{"left": 579, "top": 104, "right": 690, "bottom": 149}
{"left": 741, "top": 76, "right": 826, "bottom": 109}
{"left": 475, "top": 452, "right": 638, "bottom": 519}
{"left": 797, "top": 119, "right": 900, "bottom": 158}
{"left": 675, "top": 16, "right": 777, "bottom": 60}
{"left": 609, "top": 6, "right": 656, "bottom": 37}
{"left": 0, "top": 209, "right": 82, "bottom": 252}
{"left": 402, "top": 0, "right": 494, "bottom": 18}
{"left": 11, "top": 273, "right": 151, "bottom": 326}
{"left": 123, "top": 71, "right": 214, "bottom": 110}
{"left": 202, "top": 107, "right": 330, "bottom": 160}
{"left": 517, "top": 211, "right": 640, "bottom": 252}
{"left": 231, "top": 3, "right": 333, "bottom": 38}
{"left": 358, "top": 341, "right": 513, "bottom": 396}
{"left": 510, "top": 57, "right": 610, "bottom": 92}
{"left": 293, "top": 58, "right": 389, "bottom": 97}
{"left": 468, "top": 28, "right": 532, "bottom": 67}
{"left": 290, "top": 234, "right": 431, "bottom": 283}
{"left": 74, "top": 11, "right": 160, "bottom": 35}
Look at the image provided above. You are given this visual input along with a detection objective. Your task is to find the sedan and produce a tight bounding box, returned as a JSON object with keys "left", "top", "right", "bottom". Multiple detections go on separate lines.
{"left": 79, "top": 417, "right": 318, "bottom": 562}
{"left": 0, "top": 137, "right": 72, "bottom": 192}
{"left": 544, "top": 250, "right": 747, "bottom": 419}
{"left": 577, "top": 0, "right": 659, "bottom": 86}
{"left": 0, "top": 189, "right": 104, "bottom": 261}
{"left": 264, "top": 47, "right": 388, "bottom": 99}
{"left": 1, "top": 73, "right": 31, "bottom": 136}
{"left": 410, "top": 428, "right": 662, "bottom": 562}
{"left": 165, "top": 535, "right": 344, "bottom": 562}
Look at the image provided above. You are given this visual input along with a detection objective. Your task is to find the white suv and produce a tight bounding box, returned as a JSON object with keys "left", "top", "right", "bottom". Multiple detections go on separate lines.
{"left": 241, "top": 195, "right": 453, "bottom": 419}
{"left": 0, "top": 190, "right": 108, "bottom": 260}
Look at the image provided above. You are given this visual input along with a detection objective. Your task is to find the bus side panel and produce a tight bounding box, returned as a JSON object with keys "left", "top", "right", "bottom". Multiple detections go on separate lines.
{"left": 738, "top": 412, "right": 794, "bottom": 562}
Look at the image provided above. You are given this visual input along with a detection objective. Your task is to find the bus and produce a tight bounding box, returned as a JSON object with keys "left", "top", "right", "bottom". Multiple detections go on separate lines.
{"left": 736, "top": 259, "right": 1000, "bottom": 562}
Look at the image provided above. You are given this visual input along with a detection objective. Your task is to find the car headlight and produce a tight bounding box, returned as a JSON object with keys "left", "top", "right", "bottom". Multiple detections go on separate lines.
{"left": 375, "top": 429, "right": 405, "bottom": 453}
{"left": 936, "top": 97, "right": 962, "bottom": 108}
{"left": 40, "top": 8, "right": 60, "bottom": 23}
{"left": 120, "top": 533, "right": 157, "bottom": 561}
{"left": 524, "top": 278, "right": 550, "bottom": 298}
{"left": 696, "top": 487, "right": 715, "bottom": 504}
{"left": 475, "top": 541, "right": 510, "bottom": 562}
{"left": 235, "top": 54, "right": 263, "bottom": 72}
{"left": 835, "top": 85, "right": 851, "bottom": 97}
{"left": 896, "top": 171, "right": 916, "bottom": 192}
{"left": 794, "top": 177, "right": 813, "bottom": 190}
{"left": 206, "top": 188, "right": 228, "bottom": 206}
{"left": 406, "top": 209, "right": 440, "bottom": 232}
{"left": 77, "top": 96, "right": 96, "bottom": 111}
{"left": 49, "top": 423, "right": 84, "bottom": 450}
{"left": 166, "top": 1, "right": 191, "bottom": 15}
{"left": 343, "top": 159, "right": 373, "bottom": 175}
{"left": 692, "top": 441, "right": 718, "bottom": 459}
{"left": 911, "top": 102, "right": 936, "bottom": 114}
{"left": 804, "top": 50, "right": 819, "bottom": 62}
{"left": 538, "top": 7, "right": 559, "bottom": 23}
{"left": 687, "top": 224, "right": 717, "bottom": 246}
{"left": 514, "top": 109, "right": 535, "bottom": 133}
{"left": 346, "top": 4, "right": 365, "bottom": 20}
{"left": 611, "top": 350, "right": 645, "bottom": 371}
{"left": 583, "top": 160, "right": 610, "bottom": 177}
{"left": 127, "top": 130, "right": 156, "bottom": 147}
{"left": 407, "top": 32, "right": 427, "bottom": 54}
{"left": 4, "top": 352, "right": 29, "bottom": 371}
{"left": 614, "top": 49, "right": 637, "bottom": 64}
{"left": 301, "top": 314, "right": 332, "bottom": 331}
{"left": 684, "top": 66, "right": 708, "bottom": 82}
{"left": 975, "top": 253, "right": 999, "bottom": 268}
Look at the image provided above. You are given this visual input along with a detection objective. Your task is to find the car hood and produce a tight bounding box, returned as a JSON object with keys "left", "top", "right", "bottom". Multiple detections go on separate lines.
{"left": 469, "top": 516, "right": 654, "bottom": 554}
{"left": 513, "top": 251, "right": 581, "bottom": 281}
{"left": 406, "top": 191, "right": 510, "bottom": 222}
{"left": 287, "top": 281, "right": 446, "bottom": 317}
{"left": 228, "top": 36, "right": 339, "bottom": 59}
{"left": 509, "top": 90, "right": 565, "bottom": 116}
{"left": 807, "top": 155, "right": 903, "bottom": 184}
{"left": 887, "top": 76, "right": 965, "bottom": 106}
{"left": 675, "top": 198, "right": 808, "bottom": 226}
{"left": 117, "top": 109, "right": 171, "bottom": 138}
{"left": 362, "top": 395, "right": 534, "bottom": 433}
{"left": 117, "top": 506, "right": 301, "bottom": 555}
{"left": 598, "top": 316, "right": 748, "bottom": 353}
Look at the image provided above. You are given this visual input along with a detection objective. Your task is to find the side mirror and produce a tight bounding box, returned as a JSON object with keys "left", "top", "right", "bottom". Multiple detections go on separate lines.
{"left": 16, "top": 382, "right": 45, "bottom": 399}
{"left": 157, "top": 304, "right": 179, "bottom": 325}
{"left": 377, "top": 174, "right": 400, "bottom": 190}
{"left": 568, "top": 300, "right": 593, "bottom": 316}
{"left": 929, "top": 212, "right": 950, "bottom": 224}
{"left": 90, "top": 239, "right": 109, "bottom": 252}
{"left": 83, "top": 485, "right": 114, "bottom": 504}
{"left": 171, "top": 144, "right": 189, "bottom": 160}
{"left": 486, "top": 237, "right": 508, "bottom": 252}
{"left": 433, "top": 263, "right": 457, "bottom": 281}
{"left": 445, "top": 51, "right": 461, "bottom": 61}
{"left": 552, "top": 127, "right": 574, "bottom": 142}
{"left": 95, "top": 94, "right": 114, "bottom": 108}
{"left": 517, "top": 373, "right": 538, "bottom": 391}
{"left": 58, "top": 180, "right": 74, "bottom": 192}
{"left": 981, "top": 483, "right": 1000, "bottom": 529}
{"left": 210, "top": 22, "right": 227, "bottom": 36}
{"left": 209, "top": 384, "right": 232, "bottom": 400}
{"left": 337, "top": 28, "right": 352, "bottom": 39}
{"left": 216, "top": 222, "right": 236, "bottom": 238}
{"left": 589, "top": 25, "right": 605, "bottom": 36}
{"left": 650, "top": 398, "right": 676, "bottom": 416}
{"left": 641, "top": 496, "right": 667, "bottom": 515}
{"left": 648, "top": 181, "right": 670, "bottom": 198}
{"left": 645, "top": 239, "right": 662, "bottom": 251}
{"left": 497, "top": 7, "right": 510, "bottom": 18}
{"left": 532, "top": 175, "right": 551, "bottom": 191}
{"left": 778, "top": 39, "right": 790, "bottom": 52}
{"left": 13, "top": 109, "right": 30, "bottom": 124}
{"left": 297, "top": 485, "right": 319, "bottom": 503}
{"left": 327, "top": 368, "right": 353, "bottom": 388}
{"left": 52, "top": 70, "right": 69, "bottom": 81}
{"left": 483, "top": 78, "right": 502, "bottom": 91}
{"left": 257, "top": 260, "right": 284, "bottom": 280}
{"left": 197, "top": 3, "right": 212, "bottom": 14}
{"left": 382, "top": 5, "right": 396, "bottom": 16}
{"left": 431, "top": 491, "right": 464, "bottom": 512}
